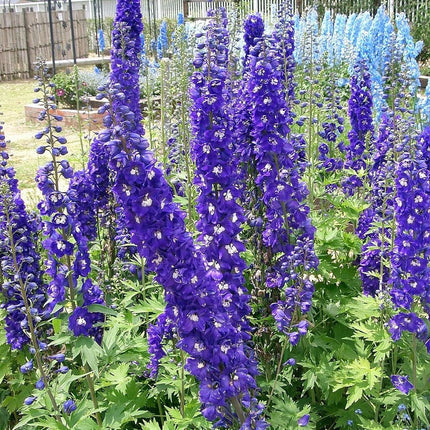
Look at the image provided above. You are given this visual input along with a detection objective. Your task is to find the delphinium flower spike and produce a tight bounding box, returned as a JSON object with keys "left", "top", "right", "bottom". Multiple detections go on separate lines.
{"left": 190, "top": 6, "right": 255, "bottom": 366}
{"left": 387, "top": 128, "right": 430, "bottom": 353}
{"left": 0, "top": 115, "right": 62, "bottom": 418}
{"left": 91, "top": 1, "right": 265, "bottom": 427}
{"left": 357, "top": 115, "right": 395, "bottom": 297}
{"left": 33, "top": 61, "right": 104, "bottom": 343}
{"left": 342, "top": 59, "right": 374, "bottom": 196}
{"left": 245, "top": 32, "right": 318, "bottom": 343}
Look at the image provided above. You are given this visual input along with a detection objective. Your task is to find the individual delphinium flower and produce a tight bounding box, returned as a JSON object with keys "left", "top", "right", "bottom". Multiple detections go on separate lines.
{"left": 342, "top": 59, "right": 374, "bottom": 196}
{"left": 245, "top": 34, "right": 318, "bottom": 346}
{"left": 390, "top": 375, "right": 414, "bottom": 395}
{"left": 190, "top": 6, "right": 254, "bottom": 359}
{"left": 95, "top": 1, "right": 265, "bottom": 427}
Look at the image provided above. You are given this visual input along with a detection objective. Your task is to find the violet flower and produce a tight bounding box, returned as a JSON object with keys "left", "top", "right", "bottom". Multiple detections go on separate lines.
{"left": 391, "top": 374, "right": 414, "bottom": 395}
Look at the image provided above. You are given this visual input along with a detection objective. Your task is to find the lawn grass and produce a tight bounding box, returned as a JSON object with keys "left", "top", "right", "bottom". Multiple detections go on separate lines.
{"left": 1, "top": 79, "right": 93, "bottom": 208}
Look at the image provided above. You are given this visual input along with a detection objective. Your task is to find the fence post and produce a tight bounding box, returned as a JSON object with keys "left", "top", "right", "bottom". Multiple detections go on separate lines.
{"left": 22, "top": 10, "right": 32, "bottom": 77}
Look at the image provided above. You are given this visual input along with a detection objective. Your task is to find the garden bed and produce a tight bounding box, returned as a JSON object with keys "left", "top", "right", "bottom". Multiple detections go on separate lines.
{"left": 24, "top": 103, "right": 107, "bottom": 130}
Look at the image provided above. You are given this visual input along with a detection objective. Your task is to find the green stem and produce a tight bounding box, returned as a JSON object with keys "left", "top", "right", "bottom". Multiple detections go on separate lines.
{"left": 84, "top": 364, "right": 102, "bottom": 426}
{"left": 230, "top": 396, "right": 246, "bottom": 425}
{"left": 180, "top": 351, "right": 185, "bottom": 418}
{"left": 267, "top": 337, "right": 288, "bottom": 408}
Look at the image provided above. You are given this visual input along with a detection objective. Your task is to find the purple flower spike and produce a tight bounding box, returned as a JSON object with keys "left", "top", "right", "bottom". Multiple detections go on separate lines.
{"left": 87, "top": 2, "right": 264, "bottom": 427}
{"left": 391, "top": 375, "right": 414, "bottom": 395}
{"left": 0, "top": 126, "right": 47, "bottom": 351}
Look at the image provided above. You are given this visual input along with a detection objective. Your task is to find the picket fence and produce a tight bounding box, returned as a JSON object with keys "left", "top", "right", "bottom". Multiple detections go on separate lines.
{"left": 0, "top": 9, "right": 88, "bottom": 80}
{"left": 180, "top": 0, "right": 429, "bottom": 21}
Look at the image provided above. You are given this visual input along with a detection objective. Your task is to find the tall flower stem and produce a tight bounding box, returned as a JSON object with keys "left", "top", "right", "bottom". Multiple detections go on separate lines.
{"left": 267, "top": 337, "right": 288, "bottom": 408}
{"left": 4, "top": 203, "right": 61, "bottom": 422}
{"left": 84, "top": 363, "right": 102, "bottom": 426}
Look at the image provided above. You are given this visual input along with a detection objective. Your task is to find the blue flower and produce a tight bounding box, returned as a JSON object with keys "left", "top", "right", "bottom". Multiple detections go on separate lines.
{"left": 20, "top": 360, "right": 34, "bottom": 374}
{"left": 62, "top": 399, "right": 77, "bottom": 414}
{"left": 24, "top": 396, "right": 37, "bottom": 406}
{"left": 298, "top": 414, "right": 310, "bottom": 426}
{"left": 68, "top": 307, "right": 94, "bottom": 337}
{"left": 391, "top": 374, "right": 414, "bottom": 395}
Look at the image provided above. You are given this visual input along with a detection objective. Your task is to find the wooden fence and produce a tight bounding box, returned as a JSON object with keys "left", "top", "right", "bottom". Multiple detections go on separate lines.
{"left": 0, "top": 9, "right": 88, "bottom": 80}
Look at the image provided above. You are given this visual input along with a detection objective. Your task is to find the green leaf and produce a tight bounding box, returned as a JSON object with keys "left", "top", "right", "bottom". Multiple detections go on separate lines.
{"left": 2, "top": 385, "right": 32, "bottom": 413}
{"left": 410, "top": 392, "right": 430, "bottom": 425}
{"left": 87, "top": 303, "right": 118, "bottom": 316}
{"left": 345, "top": 385, "right": 363, "bottom": 409}
{"left": 73, "top": 336, "right": 103, "bottom": 377}
{"left": 102, "top": 363, "right": 130, "bottom": 395}
{"left": 52, "top": 318, "right": 62, "bottom": 335}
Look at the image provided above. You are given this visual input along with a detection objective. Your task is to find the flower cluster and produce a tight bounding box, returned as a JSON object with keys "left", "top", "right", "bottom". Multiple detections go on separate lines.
{"left": 92, "top": 2, "right": 263, "bottom": 427}
{"left": 357, "top": 115, "right": 395, "bottom": 297}
{"left": 342, "top": 59, "right": 374, "bottom": 195}
{"left": 33, "top": 62, "right": 104, "bottom": 340}
{"left": 0, "top": 125, "right": 46, "bottom": 351}
{"left": 246, "top": 34, "right": 318, "bottom": 343}
{"left": 157, "top": 20, "right": 169, "bottom": 59}
{"left": 387, "top": 130, "right": 430, "bottom": 353}
{"left": 293, "top": 6, "right": 422, "bottom": 119}
{"left": 190, "top": 7, "right": 254, "bottom": 346}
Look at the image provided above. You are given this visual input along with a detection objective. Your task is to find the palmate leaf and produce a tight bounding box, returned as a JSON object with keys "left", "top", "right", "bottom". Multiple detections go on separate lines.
{"left": 346, "top": 295, "right": 381, "bottom": 320}
{"left": 333, "top": 357, "right": 382, "bottom": 398}
{"left": 72, "top": 336, "right": 103, "bottom": 377}
{"left": 410, "top": 392, "right": 430, "bottom": 426}
{"left": 345, "top": 385, "right": 363, "bottom": 409}
{"left": 101, "top": 362, "right": 131, "bottom": 395}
